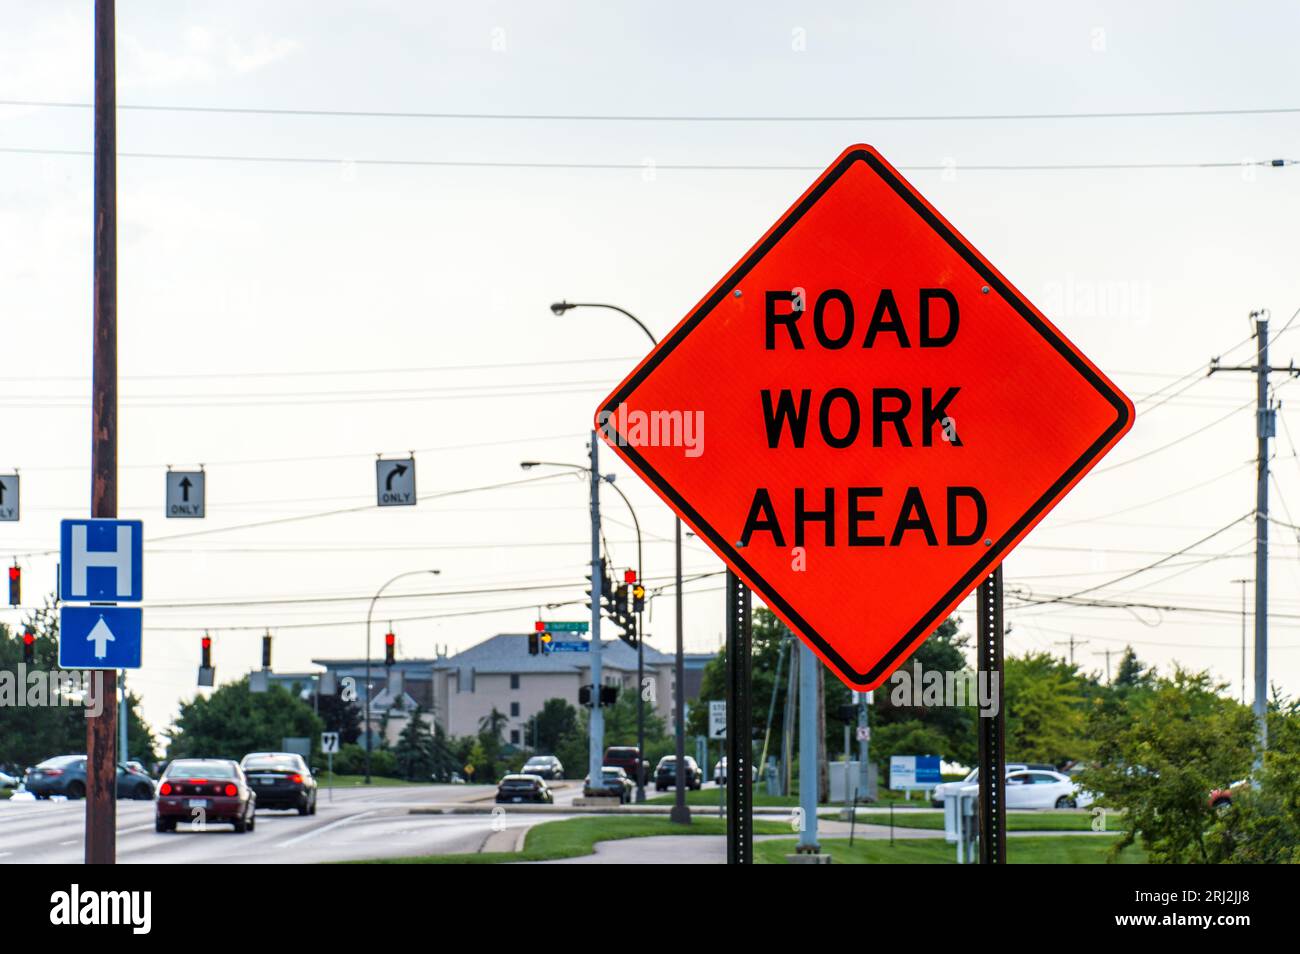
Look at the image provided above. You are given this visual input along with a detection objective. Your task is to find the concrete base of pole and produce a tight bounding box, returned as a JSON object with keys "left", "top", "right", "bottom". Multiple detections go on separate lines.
{"left": 786, "top": 851, "right": 832, "bottom": 864}
{"left": 669, "top": 804, "right": 692, "bottom": 824}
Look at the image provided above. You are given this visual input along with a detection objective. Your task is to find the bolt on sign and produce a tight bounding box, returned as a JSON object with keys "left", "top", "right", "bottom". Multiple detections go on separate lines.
{"left": 596, "top": 144, "right": 1134, "bottom": 691}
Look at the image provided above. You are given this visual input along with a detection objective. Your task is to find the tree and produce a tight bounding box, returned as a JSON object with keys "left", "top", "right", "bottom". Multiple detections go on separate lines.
{"left": 534, "top": 698, "right": 579, "bottom": 754}
{"left": 1113, "top": 646, "right": 1153, "bottom": 691}
{"left": 393, "top": 706, "right": 436, "bottom": 781}
{"left": 600, "top": 687, "right": 666, "bottom": 746}
{"left": 317, "top": 692, "right": 362, "bottom": 745}
{"left": 1002, "top": 651, "right": 1098, "bottom": 766}
{"left": 1081, "top": 667, "right": 1255, "bottom": 863}
{"left": 167, "top": 678, "right": 323, "bottom": 760}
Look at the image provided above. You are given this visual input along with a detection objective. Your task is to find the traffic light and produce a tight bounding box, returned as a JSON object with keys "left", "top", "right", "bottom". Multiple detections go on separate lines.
{"left": 578, "top": 684, "right": 592, "bottom": 707}
{"left": 600, "top": 685, "right": 619, "bottom": 706}
{"left": 22, "top": 631, "right": 34, "bottom": 665}
{"left": 384, "top": 631, "right": 396, "bottom": 666}
{"left": 584, "top": 557, "right": 613, "bottom": 612}
{"left": 632, "top": 583, "right": 645, "bottom": 614}
{"left": 201, "top": 634, "right": 212, "bottom": 669}
{"left": 261, "top": 633, "right": 272, "bottom": 669}
{"left": 7, "top": 564, "right": 19, "bottom": 607}
{"left": 529, "top": 630, "right": 540, "bottom": 655}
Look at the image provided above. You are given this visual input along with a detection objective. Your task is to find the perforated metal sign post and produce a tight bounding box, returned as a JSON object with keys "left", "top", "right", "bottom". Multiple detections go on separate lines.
{"left": 725, "top": 570, "right": 753, "bottom": 864}
{"left": 976, "top": 566, "right": 1007, "bottom": 863}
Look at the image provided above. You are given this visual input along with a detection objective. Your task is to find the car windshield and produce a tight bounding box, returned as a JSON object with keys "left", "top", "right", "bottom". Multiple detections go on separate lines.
{"left": 167, "top": 761, "right": 235, "bottom": 779}
{"left": 244, "top": 757, "right": 299, "bottom": 771}
{"left": 38, "top": 755, "right": 83, "bottom": 769}
{"left": 602, "top": 769, "right": 622, "bottom": 777}
{"left": 524, "top": 758, "right": 550, "bottom": 766}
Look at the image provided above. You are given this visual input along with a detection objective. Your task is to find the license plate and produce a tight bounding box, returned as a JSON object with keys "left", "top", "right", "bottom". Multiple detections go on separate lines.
{"left": 511, "top": 796, "right": 522, "bottom": 802}
{"left": 188, "top": 798, "right": 208, "bottom": 808}
{"left": 256, "top": 776, "right": 276, "bottom": 783}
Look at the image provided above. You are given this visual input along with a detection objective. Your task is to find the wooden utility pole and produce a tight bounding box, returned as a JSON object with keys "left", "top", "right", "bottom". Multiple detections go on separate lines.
{"left": 87, "top": 0, "right": 119, "bottom": 865}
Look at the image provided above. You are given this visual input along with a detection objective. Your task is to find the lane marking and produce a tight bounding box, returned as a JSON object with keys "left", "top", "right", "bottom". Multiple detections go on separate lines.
{"left": 275, "top": 809, "right": 379, "bottom": 849}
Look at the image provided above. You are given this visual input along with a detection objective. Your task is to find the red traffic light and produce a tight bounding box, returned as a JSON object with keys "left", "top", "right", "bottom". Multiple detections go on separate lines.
{"left": 22, "top": 631, "right": 33, "bottom": 646}
{"left": 201, "top": 635, "right": 212, "bottom": 650}
{"left": 385, "top": 632, "right": 396, "bottom": 647}
{"left": 7, "top": 565, "right": 18, "bottom": 607}
{"left": 624, "top": 569, "right": 637, "bottom": 584}
{"left": 535, "top": 620, "right": 546, "bottom": 632}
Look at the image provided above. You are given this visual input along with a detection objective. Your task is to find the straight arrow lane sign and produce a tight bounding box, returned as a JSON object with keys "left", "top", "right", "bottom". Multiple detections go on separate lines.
{"left": 0, "top": 474, "right": 18, "bottom": 521}
{"left": 58, "top": 606, "right": 143, "bottom": 670}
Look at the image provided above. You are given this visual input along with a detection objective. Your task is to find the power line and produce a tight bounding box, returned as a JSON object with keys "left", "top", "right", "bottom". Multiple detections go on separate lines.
{"left": 7, "top": 99, "right": 1300, "bottom": 123}
{"left": 1, "top": 146, "right": 1293, "bottom": 175}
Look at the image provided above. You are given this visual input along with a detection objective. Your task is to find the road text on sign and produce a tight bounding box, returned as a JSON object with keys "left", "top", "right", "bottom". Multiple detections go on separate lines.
{"left": 376, "top": 458, "right": 416, "bottom": 507}
{"left": 709, "top": 699, "right": 727, "bottom": 740}
{"left": 595, "top": 144, "right": 1133, "bottom": 691}
{"left": 165, "top": 470, "right": 205, "bottom": 518}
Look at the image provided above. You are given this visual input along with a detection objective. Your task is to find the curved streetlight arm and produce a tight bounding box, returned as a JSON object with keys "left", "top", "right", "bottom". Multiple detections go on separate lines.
{"left": 551, "top": 301, "right": 658, "bottom": 346}
{"left": 363, "top": 568, "right": 440, "bottom": 784}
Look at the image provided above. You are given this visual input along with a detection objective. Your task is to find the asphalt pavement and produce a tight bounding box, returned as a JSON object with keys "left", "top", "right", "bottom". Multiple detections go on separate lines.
{"left": 0, "top": 782, "right": 579, "bottom": 864}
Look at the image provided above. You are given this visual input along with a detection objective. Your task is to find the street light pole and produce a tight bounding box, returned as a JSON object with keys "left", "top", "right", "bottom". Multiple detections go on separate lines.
{"left": 519, "top": 459, "right": 646, "bottom": 800}
{"left": 364, "top": 568, "right": 440, "bottom": 784}
{"left": 550, "top": 300, "right": 690, "bottom": 823}
{"left": 1231, "top": 578, "right": 1253, "bottom": 705}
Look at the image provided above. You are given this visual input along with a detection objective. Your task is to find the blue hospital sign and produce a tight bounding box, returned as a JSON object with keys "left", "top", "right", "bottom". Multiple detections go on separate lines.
{"left": 59, "top": 519, "right": 144, "bottom": 603}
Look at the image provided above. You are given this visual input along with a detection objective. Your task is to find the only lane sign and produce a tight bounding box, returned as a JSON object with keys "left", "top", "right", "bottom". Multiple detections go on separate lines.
{"left": 596, "top": 144, "right": 1133, "bottom": 690}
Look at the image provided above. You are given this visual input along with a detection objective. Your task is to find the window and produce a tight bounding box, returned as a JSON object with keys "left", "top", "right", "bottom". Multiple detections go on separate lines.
{"left": 510, "top": 701, "right": 520, "bottom": 717}
{"left": 510, "top": 674, "right": 520, "bottom": 690}
{"left": 510, "top": 730, "right": 520, "bottom": 745}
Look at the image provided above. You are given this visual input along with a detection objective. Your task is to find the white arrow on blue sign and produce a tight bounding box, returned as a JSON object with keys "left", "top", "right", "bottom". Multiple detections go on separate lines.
{"left": 58, "top": 605, "right": 143, "bottom": 669}
{"left": 59, "top": 519, "right": 143, "bottom": 602}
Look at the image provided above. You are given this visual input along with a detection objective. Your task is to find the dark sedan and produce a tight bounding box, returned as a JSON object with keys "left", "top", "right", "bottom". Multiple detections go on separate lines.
{"left": 583, "top": 766, "right": 634, "bottom": 803}
{"left": 655, "top": 755, "right": 703, "bottom": 791}
{"left": 520, "top": 755, "right": 564, "bottom": 780}
{"left": 496, "top": 774, "right": 554, "bottom": 804}
{"left": 25, "top": 756, "right": 155, "bottom": 800}
{"left": 240, "top": 752, "right": 317, "bottom": 815}
{"left": 156, "top": 759, "right": 256, "bottom": 833}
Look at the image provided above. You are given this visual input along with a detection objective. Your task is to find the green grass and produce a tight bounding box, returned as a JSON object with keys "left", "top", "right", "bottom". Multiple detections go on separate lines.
{"left": 350, "top": 815, "right": 791, "bottom": 864}
{"left": 755, "top": 835, "right": 1146, "bottom": 864}
{"left": 836, "top": 810, "right": 1109, "bottom": 832}
{"left": 645, "top": 788, "right": 800, "bottom": 807}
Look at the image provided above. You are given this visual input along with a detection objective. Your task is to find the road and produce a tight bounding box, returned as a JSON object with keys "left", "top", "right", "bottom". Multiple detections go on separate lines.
{"left": 0, "top": 782, "right": 582, "bottom": 864}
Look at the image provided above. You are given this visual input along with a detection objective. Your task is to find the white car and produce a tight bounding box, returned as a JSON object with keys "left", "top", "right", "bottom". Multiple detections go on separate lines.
{"left": 930, "top": 764, "right": 1029, "bottom": 806}
{"left": 960, "top": 769, "right": 1092, "bottom": 810}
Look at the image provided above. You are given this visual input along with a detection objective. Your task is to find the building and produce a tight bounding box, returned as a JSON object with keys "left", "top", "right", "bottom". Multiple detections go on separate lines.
{"left": 313, "top": 633, "right": 680, "bottom": 747}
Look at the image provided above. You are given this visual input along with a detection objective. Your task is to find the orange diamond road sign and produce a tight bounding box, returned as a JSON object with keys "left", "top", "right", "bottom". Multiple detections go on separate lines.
{"left": 595, "top": 144, "right": 1135, "bottom": 691}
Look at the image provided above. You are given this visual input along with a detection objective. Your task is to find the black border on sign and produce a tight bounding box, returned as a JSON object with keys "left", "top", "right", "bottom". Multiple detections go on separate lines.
{"left": 599, "top": 149, "right": 1132, "bottom": 686}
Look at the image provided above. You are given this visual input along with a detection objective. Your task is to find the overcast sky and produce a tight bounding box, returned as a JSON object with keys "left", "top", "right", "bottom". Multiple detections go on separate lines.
{"left": 3, "top": 0, "right": 1300, "bottom": 735}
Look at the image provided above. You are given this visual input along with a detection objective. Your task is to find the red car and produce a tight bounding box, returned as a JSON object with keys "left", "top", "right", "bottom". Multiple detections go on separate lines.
{"left": 156, "top": 758, "right": 256, "bottom": 833}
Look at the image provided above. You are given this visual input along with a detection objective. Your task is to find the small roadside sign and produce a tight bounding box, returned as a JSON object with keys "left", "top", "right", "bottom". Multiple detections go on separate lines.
{"left": 856, "top": 725, "right": 871, "bottom": 743}
{"left": 377, "top": 458, "right": 416, "bottom": 506}
{"left": 165, "top": 470, "right": 205, "bottom": 518}
{"left": 0, "top": 474, "right": 18, "bottom": 521}
{"left": 709, "top": 699, "right": 727, "bottom": 740}
{"left": 321, "top": 732, "right": 340, "bottom": 754}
